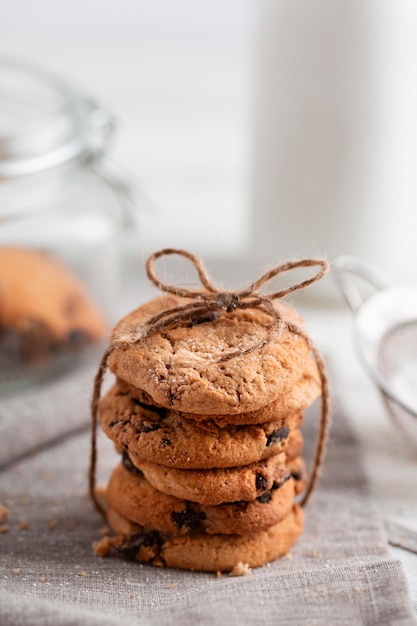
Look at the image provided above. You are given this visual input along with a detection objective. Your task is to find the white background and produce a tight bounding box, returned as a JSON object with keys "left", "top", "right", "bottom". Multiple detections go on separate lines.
{"left": 2, "top": 1, "right": 417, "bottom": 281}
{"left": 0, "top": 0, "right": 256, "bottom": 258}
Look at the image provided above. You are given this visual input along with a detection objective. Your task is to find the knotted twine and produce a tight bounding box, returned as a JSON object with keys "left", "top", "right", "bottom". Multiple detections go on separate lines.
{"left": 90, "top": 248, "right": 330, "bottom": 517}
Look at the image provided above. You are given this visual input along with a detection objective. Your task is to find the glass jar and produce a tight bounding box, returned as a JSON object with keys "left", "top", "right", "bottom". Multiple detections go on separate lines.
{"left": 0, "top": 57, "right": 128, "bottom": 393}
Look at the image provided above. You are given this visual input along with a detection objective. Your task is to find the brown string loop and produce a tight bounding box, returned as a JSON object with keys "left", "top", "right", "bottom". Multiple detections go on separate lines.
{"left": 90, "top": 249, "right": 330, "bottom": 515}
{"left": 145, "top": 248, "right": 329, "bottom": 303}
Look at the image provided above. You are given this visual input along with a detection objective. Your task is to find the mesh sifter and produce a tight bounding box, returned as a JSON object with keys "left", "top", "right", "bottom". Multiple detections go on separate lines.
{"left": 333, "top": 255, "right": 417, "bottom": 444}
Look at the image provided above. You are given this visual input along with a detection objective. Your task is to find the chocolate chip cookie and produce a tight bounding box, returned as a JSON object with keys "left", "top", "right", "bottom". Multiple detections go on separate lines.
{"left": 131, "top": 452, "right": 288, "bottom": 505}
{"left": 117, "top": 351, "right": 320, "bottom": 427}
{"left": 108, "top": 294, "right": 311, "bottom": 415}
{"left": 106, "top": 504, "right": 304, "bottom": 572}
{"left": 0, "top": 246, "right": 107, "bottom": 367}
{"left": 106, "top": 462, "right": 295, "bottom": 535}
{"left": 100, "top": 383, "right": 302, "bottom": 469}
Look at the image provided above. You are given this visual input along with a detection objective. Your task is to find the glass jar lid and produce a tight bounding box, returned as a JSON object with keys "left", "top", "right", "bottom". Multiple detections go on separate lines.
{"left": 0, "top": 56, "right": 115, "bottom": 179}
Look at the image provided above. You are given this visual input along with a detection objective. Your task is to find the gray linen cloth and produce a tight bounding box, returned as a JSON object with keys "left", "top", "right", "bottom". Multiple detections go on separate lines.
{"left": 0, "top": 375, "right": 416, "bottom": 625}
{"left": 0, "top": 355, "right": 102, "bottom": 469}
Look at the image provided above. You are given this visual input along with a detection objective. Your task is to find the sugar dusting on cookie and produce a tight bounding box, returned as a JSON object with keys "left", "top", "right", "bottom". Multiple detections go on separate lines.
{"left": 171, "top": 348, "right": 212, "bottom": 367}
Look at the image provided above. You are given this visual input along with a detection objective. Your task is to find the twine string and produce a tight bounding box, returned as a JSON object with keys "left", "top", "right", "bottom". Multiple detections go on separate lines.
{"left": 89, "top": 248, "right": 330, "bottom": 515}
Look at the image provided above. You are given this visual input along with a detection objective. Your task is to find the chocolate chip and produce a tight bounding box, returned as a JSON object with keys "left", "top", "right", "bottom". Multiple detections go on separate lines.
{"left": 271, "top": 473, "right": 291, "bottom": 490}
{"left": 256, "top": 491, "right": 272, "bottom": 504}
{"left": 117, "top": 531, "right": 160, "bottom": 561}
{"left": 161, "top": 438, "right": 171, "bottom": 446}
{"left": 171, "top": 505, "right": 206, "bottom": 531}
{"left": 122, "top": 452, "right": 143, "bottom": 476}
{"left": 141, "top": 422, "right": 161, "bottom": 433}
{"left": 5, "top": 319, "right": 57, "bottom": 363}
{"left": 266, "top": 427, "right": 290, "bottom": 446}
{"left": 255, "top": 473, "right": 269, "bottom": 492}
{"left": 131, "top": 398, "right": 167, "bottom": 420}
{"left": 67, "top": 329, "right": 88, "bottom": 347}
{"left": 291, "top": 469, "right": 303, "bottom": 481}
{"left": 152, "top": 406, "right": 168, "bottom": 419}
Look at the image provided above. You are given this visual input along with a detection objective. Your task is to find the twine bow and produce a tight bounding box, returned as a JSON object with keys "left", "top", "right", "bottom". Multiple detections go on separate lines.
{"left": 90, "top": 249, "right": 330, "bottom": 514}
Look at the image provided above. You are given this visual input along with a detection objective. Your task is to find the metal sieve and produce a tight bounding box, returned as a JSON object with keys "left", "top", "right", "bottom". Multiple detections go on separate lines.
{"left": 333, "top": 255, "right": 417, "bottom": 443}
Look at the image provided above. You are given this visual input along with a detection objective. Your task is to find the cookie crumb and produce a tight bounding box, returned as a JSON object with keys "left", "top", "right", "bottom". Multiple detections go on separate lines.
{"left": 13, "top": 568, "right": 20, "bottom": 574}
{"left": 19, "top": 520, "right": 29, "bottom": 530}
{"left": 93, "top": 536, "right": 113, "bottom": 557}
{"left": 81, "top": 570, "right": 88, "bottom": 577}
{"left": 282, "top": 552, "right": 293, "bottom": 560}
{"left": 311, "top": 550, "right": 318, "bottom": 558}
{"left": 229, "top": 562, "right": 252, "bottom": 577}
{"left": 0, "top": 524, "right": 10, "bottom": 534}
{"left": 216, "top": 571, "right": 222, "bottom": 578}
{"left": 0, "top": 504, "right": 9, "bottom": 523}
{"left": 39, "top": 576, "right": 46, "bottom": 583}
{"left": 130, "top": 594, "right": 136, "bottom": 600}
{"left": 167, "top": 583, "right": 174, "bottom": 589}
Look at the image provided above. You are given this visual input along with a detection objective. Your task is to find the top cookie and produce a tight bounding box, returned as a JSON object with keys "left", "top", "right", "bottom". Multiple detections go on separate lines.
{"left": 108, "top": 294, "right": 311, "bottom": 415}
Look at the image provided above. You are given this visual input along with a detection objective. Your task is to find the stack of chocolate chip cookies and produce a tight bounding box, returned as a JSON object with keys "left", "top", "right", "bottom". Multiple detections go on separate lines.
{"left": 94, "top": 288, "right": 324, "bottom": 573}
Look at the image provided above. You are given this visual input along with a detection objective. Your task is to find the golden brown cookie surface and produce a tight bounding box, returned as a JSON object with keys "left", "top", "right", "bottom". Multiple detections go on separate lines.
{"left": 108, "top": 294, "right": 311, "bottom": 415}
{"left": 132, "top": 452, "right": 288, "bottom": 505}
{"left": 106, "top": 462, "right": 295, "bottom": 535}
{"left": 117, "top": 354, "right": 320, "bottom": 427}
{"left": 287, "top": 457, "right": 307, "bottom": 494}
{"left": 100, "top": 383, "right": 301, "bottom": 469}
{"left": 285, "top": 429, "right": 303, "bottom": 461}
{"left": 106, "top": 504, "right": 304, "bottom": 572}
